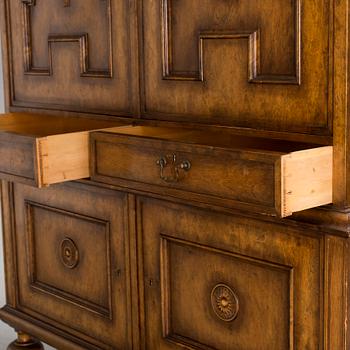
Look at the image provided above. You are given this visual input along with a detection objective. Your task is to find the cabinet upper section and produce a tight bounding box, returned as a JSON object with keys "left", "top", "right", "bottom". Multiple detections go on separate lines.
{"left": 0, "top": 0, "right": 340, "bottom": 137}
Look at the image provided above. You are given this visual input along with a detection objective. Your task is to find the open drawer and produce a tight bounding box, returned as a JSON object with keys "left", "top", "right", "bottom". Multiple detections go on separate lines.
{"left": 0, "top": 113, "right": 124, "bottom": 187}
{"left": 90, "top": 126, "right": 333, "bottom": 217}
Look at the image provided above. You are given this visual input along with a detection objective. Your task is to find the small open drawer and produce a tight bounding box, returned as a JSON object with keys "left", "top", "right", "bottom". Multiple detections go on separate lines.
{"left": 0, "top": 113, "right": 124, "bottom": 187}
{"left": 90, "top": 126, "right": 333, "bottom": 217}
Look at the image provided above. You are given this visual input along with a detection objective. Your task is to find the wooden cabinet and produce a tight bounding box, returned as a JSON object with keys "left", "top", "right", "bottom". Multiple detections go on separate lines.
{"left": 0, "top": 0, "right": 350, "bottom": 349}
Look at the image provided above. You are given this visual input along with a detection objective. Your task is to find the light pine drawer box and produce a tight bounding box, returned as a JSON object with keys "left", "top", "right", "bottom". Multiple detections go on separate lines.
{"left": 0, "top": 113, "right": 123, "bottom": 187}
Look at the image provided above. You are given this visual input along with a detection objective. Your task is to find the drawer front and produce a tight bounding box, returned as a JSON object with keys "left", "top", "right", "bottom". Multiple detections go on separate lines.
{"left": 91, "top": 131, "right": 333, "bottom": 217}
{"left": 13, "top": 183, "right": 131, "bottom": 350}
{"left": 91, "top": 133, "right": 278, "bottom": 214}
{"left": 138, "top": 198, "right": 322, "bottom": 350}
{"left": 0, "top": 130, "right": 90, "bottom": 188}
{"left": 0, "top": 133, "right": 37, "bottom": 185}
{"left": 0, "top": 114, "right": 125, "bottom": 188}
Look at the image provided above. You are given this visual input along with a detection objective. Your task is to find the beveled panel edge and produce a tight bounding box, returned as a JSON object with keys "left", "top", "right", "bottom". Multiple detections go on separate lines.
{"left": 24, "top": 200, "right": 113, "bottom": 319}
{"left": 29, "top": 282, "right": 111, "bottom": 319}
{"left": 161, "top": 0, "right": 301, "bottom": 84}
{"left": 21, "top": 0, "right": 113, "bottom": 78}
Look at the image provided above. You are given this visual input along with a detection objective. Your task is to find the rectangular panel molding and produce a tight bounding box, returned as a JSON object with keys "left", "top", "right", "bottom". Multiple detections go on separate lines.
{"left": 161, "top": 0, "right": 301, "bottom": 84}
{"left": 5, "top": 0, "right": 138, "bottom": 115}
{"left": 21, "top": 0, "right": 113, "bottom": 77}
{"left": 160, "top": 234, "right": 294, "bottom": 350}
{"left": 25, "top": 200, "right": 112, "bottom": 318}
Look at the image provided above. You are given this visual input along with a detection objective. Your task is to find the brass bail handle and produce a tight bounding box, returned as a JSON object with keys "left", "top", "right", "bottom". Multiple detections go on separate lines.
{"left": 156, "top": 154, "right": 191, "bottom": 182}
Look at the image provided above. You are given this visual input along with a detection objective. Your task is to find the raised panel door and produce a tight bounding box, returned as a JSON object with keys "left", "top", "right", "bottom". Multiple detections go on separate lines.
{"left": 5, "top": 0, "right": 138, "bottom": 115}
{"left": 142, "top": 0, "right": 331, "bottom": 135}
{"left": 138, "top": 198, "right": 322, "bottom": 349}
{"left": 12, "top": 182, "right": 132, "bottom": 350}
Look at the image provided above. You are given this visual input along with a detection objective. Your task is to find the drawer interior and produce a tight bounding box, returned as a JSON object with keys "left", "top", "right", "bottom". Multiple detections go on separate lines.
{"left": 91, "top": 126, "right": 333, "bottom": 217}
{"left": 98, "top": 125, "right": 327, "bottom": 152}
{"left": 0, "top": 113, "right": 124, "bottom": 187}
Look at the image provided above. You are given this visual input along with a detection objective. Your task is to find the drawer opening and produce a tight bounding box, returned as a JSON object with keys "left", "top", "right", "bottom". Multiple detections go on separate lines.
{"left": 0, "top": 113, "right": 125, "bottom": 187}
{"left": 90, "top": 125, "right": 333, "bottom": 217}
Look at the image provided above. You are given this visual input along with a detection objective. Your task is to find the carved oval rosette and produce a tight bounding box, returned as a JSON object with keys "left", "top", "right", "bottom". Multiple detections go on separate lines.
{"left": 60, "top": 238, "right": 79, "bottom": 269}
{"left": 211, "top": 283, "right": 239, "bottom": 322}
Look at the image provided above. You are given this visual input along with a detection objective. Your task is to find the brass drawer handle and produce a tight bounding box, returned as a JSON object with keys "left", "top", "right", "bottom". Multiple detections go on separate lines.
{"left": 156, "top": 154, "right": 191, "bottom": 183}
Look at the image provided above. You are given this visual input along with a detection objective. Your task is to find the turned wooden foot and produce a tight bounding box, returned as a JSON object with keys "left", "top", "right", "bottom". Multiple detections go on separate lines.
{"left": 7, "top": 332, "right": 44, "bottom": 350}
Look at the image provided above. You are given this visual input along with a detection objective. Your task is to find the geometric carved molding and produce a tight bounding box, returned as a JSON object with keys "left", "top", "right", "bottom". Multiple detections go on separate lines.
{"left": 162, "top": 0, "right": 301, "bottom": 84}
{"left": 21, "top": 0, "right": 112, "bottom": 78}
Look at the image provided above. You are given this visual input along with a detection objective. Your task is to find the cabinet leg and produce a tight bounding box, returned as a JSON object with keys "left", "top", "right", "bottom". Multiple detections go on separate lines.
{"left": 7, "top": 331, "right": 44, "bottom": 349}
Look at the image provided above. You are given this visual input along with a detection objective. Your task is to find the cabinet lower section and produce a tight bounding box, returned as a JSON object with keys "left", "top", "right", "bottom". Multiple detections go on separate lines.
{"left": 0, "top": 181, "right": 348, "bottom": 349}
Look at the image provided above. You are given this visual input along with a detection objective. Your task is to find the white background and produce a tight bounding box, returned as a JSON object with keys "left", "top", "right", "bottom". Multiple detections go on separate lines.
{"left": 0, "top": 41, "right": 55, "bottom": 349}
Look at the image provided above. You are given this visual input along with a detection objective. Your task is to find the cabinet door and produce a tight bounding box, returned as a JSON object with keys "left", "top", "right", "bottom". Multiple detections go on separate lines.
{"left": 12, "top": 182, "right": 131, "bottom": 350}
{"left": 4, "top": 0, "right": 138, "bottom": 115}
{"left": 142, "top": 0, "right": 330, "bottom": 135}
{"left": 138, "top": 198, "right": 322, "bottom": 350}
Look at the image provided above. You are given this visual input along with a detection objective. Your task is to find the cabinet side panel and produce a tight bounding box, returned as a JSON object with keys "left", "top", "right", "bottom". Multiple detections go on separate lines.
{"left": 324, "top": 236, "right": 348, "bottom": 350}
{"left": 0, "top": 181, "right": 17, "bottom": 307}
